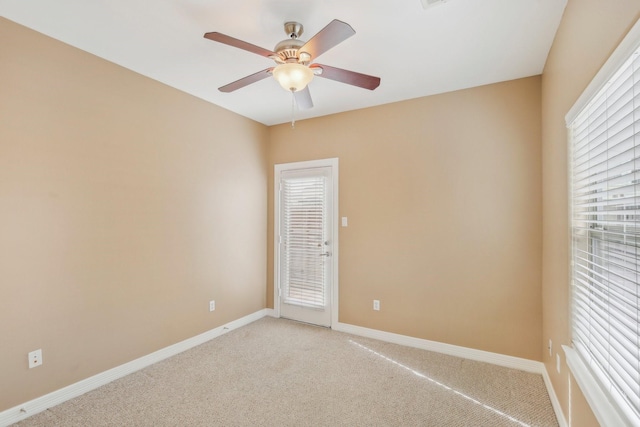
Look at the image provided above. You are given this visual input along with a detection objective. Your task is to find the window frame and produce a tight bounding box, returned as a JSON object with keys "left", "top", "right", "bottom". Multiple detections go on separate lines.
{"left": 565, "top": 17, "right": 640, "bottom": 427}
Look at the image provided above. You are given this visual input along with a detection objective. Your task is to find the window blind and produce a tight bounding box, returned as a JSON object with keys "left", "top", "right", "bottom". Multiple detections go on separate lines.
{"left": 280, "top": 172, "right": 327, "bottom": 309}
{"left": 569, "top": 43, "right": 640, "bottom": 424}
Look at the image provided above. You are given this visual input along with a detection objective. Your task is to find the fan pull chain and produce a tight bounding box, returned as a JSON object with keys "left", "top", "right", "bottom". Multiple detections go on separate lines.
{"left": 291, "top": 91, "right": 296, "bottom": 129}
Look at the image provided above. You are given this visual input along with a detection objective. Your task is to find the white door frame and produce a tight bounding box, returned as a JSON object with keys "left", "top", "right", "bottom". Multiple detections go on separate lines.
{"left": 274, "top": 158, "right": 339, "bottom": 327}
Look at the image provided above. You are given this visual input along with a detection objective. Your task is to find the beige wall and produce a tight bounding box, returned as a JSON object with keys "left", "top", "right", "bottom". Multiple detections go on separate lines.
{"left": 268, "top": 76, "right": 543, "bottom": 361}
{"left": 0, "top": 18, "right": 268, "bottom": 411}
{"left": 8, "top": 1, "right": 639, "bottom": 421}
{"left": 541, "top": 0, "right": 640, "bottom": 425}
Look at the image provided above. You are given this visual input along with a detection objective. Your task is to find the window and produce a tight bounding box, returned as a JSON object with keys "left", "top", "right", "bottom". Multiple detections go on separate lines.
{"left": 280, "top": 170, "right": 328, "bottom": 309}
{"left": 566, "top": 18, "right": 640, "bottom": 426}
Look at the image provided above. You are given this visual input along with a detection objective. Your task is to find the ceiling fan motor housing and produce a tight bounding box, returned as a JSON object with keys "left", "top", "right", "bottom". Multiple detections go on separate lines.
{"left": 274, "top": 38, "right": 306, "bottom": 63}
{"left": 273, "top": 22, "right": 312, "bottom": 64}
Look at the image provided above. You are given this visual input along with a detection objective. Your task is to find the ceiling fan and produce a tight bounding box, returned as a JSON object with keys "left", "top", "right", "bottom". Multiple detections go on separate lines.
{"left": 203, "top": 19, "right": 381, "bottom": 110}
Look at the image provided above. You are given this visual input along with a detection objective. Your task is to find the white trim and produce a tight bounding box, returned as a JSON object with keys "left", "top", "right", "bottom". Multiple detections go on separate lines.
{"left": 563, "top": 345, "right": 633, "bottom": 427}
{"left": 330, "top": 161, "right": 339, "bottom": 327}
{"left": 334, "top": 321, "right": 541, "bottom": 372}
{"left": 542, "top": 366, "right": 569, "bottom": 427}
{"left": 273, "top": 158, "right": 339, "bottom": 327}
{"left": 0, "top": 309, "right": 268, "bottom": 427}
{"left": 565, "top": 17, "right": 640, "bottom": 126}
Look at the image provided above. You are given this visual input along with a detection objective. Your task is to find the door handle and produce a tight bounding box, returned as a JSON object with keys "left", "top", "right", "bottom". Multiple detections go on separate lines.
{"left": 320, "top": 252, "right": 331, "bottom": 257}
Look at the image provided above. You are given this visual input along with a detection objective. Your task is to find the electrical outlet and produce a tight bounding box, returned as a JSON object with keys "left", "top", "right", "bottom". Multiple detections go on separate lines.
{"left": 28, "top": 349, "right": 42, "bottom": 369}
{"left": 549, "top": 339, "right": 552, "bottom": 357}
{"left": 373, "top": 300, "right": 380, "bottom": 311}
{"left": 556, "top": 353, "right": 561, "bottom": 374}
{"left": 209, "top": 300, "right": 215, "bottom": 312}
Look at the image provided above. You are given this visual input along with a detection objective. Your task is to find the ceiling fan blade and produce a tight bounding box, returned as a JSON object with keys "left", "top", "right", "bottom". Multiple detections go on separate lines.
{"left": 218, "top": 68, "right": 273, "bottom": 93}
{"left": 311, "top": 64, "right": 381, "bottom": 90}
{"left": 294, "top": 87, "right": 313, "bottom": 110}
{"left": 204, "top": 32, "right": 277, "bottom": 58}
{"left": 299, "top": 20, "right": 355, "bottom": 61}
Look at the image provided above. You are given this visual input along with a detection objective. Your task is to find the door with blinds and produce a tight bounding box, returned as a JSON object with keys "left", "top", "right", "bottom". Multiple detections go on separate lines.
{"left": 275, "top": 159, "right": 337, "bottom": 327}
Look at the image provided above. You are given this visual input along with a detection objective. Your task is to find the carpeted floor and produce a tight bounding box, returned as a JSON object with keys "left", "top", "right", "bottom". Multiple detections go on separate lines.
{"left": 13, "top": 317, "right": 559, "bottom": 426}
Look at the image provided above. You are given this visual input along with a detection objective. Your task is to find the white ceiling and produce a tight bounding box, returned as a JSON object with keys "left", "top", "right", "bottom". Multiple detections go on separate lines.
{"left": 1, "top": 0, "right": 567, "bottom": 126}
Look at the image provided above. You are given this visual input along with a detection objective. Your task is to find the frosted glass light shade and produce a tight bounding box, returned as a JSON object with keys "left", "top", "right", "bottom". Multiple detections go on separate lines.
{"left": 273, "top": 63, "right": 313, "bottom": 92}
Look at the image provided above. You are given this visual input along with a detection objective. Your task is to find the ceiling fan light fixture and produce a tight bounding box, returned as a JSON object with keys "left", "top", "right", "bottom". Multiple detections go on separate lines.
{"left": 273, "top": 63, "right": 313, "bottom": 92}
{"left": 299, "top": 52, "right": 311, "bottom": 63}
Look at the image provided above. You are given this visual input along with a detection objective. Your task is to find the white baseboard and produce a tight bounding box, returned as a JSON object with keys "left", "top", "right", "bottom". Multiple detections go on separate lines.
{"left": 264, "top": 308, "right": 277, "bottom": 318}
{"left": 333, "top": 321, "right": 568, "bottom": 427}
{"left": 0, "top": 309, "right": 269, "bottom": 427}
{"left": 541, "top": 365, "right": 569, "bottom": 427}
{"left": 333, "top": 322, "right": 542, "bottom": 373}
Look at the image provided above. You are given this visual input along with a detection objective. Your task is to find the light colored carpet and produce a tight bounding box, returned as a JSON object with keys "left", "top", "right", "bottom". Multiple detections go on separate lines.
{"left": 13, "top": 317, "right": 559, "bottom": 426}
